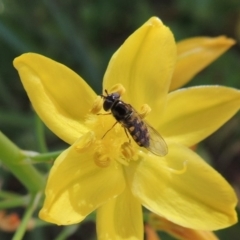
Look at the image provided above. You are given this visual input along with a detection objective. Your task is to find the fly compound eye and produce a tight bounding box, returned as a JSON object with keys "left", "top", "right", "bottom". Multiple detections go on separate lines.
{"left": 103, "top": 98, "right": 113, "bottom": 111}
{"left": 102, "top": 92, "right": 120, "bottom": 111}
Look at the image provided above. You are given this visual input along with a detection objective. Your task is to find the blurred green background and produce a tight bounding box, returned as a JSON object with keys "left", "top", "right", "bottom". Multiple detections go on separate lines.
{"left": 0, "top": 0, "right": 240, "bottom": 239}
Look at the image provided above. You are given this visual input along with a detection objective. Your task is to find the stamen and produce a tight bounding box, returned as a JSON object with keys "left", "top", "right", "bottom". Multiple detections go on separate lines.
{"left": 94, "top": 152, "right": 111, "bottom": 168}
{"left": 121, "top": 142, "right": 136, "bottom": 159}
{"left": 90, "top": 96, "right": 103, "bottom": 114}
{"left": 75, "top": 131, "right": 95, "bottom": 153}
{"left": 109, "top": 83, "right": 126, "bottom": 96}
{"left": 93, "top": 140, "right": 112, "bottom": 168}
{"left": 163, "top": 160, "right": 188, "bottom": 175}
{"left": 139, "top": 104, "right": 151, "bottom": 119}
{"left": 118, "top": 142, "right": 139, "bottom": 165}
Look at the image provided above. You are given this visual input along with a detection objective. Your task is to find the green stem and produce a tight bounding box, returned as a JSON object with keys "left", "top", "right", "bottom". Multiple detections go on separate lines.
{"left": 0, "top": 131, "right": 45, "bottom": 193}
{"left": 0, "top": 190, "right": 22, "bottom": 199}
{"left": 27, "top": 150, "right": 62, "bottom": 162}
{"left": 34, "top": 114, "right": 48, "bottom": 153}
{"left": 0, "top": 196, "right": 28, "bottom": 209}
{"left": 54, "top": 225, "right": 79, "bottom": 240}
{"left": 12, "top": 193, "right": 42, "bottom": 240}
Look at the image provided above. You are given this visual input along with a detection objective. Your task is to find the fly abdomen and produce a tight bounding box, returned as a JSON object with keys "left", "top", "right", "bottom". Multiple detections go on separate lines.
{"left": 124, "top": 116, "right": 150, "bottom": 147}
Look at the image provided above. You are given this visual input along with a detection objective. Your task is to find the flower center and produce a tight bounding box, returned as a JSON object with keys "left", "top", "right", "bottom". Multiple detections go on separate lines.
{"left": 84, "top": 112, "right": 138, "bottom": 168}
{"left": 86, "top": 84, "right": 145, "bottom": 167}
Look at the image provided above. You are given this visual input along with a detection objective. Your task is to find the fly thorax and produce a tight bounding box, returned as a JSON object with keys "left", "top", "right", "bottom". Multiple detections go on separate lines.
{"left": 111, "top": 101, "right": 132, "bottom": 121}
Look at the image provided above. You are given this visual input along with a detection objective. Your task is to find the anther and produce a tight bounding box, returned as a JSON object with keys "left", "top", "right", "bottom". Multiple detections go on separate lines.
{"left": 75, "top": 131, "right": 95, "bottom": 153}
{"left": 121, "top": 142, "right": 136, "bottom": 159}
{"left": 139, "top": 104, "right": 151, "bottom": 119}
{"left": 94, "top": 152, "right": 111, "bottom": 168}
{"left": 93, "top": 140, "right": 112, "bottom": 168}
{"left": 109, "top": 83, "right": 126, "bottom": 96}
{"left": 90, "top": 96, "right": 103, "bottom": 114}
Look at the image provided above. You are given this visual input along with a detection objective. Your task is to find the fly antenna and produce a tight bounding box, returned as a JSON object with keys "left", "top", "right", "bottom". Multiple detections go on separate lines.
{"left": 101, "top": 89, "right": 109, "bottom": 99}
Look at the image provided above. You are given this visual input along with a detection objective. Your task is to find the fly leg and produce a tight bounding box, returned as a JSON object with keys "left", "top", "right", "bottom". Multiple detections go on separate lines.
{"left": 123, "top": 127, "right": 131, "bottom": 143}
{"left": 101, "top": 121, "right": 118, "bottom": 139}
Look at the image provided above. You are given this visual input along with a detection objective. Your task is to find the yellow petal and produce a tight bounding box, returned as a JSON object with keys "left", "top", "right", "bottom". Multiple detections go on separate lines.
{"left": 170, "top": 36, "right": 236, "bottom": 91}
{"left": 160, "top": 86, "right": 240, "bottom": 146}
{"left": 97, "top": 188, "right": 143, "bottom": 240}
{"left": 14, "top": 53, "right": 96, "bottom": 144}
{"left": 39, "top": 134, "right": 125, "bottom": 225}
{"left": 103, "top": 17, "right": 176, "bottom": 127}
{"left": 129, "top": 142, "right": 237, "bottom": 230}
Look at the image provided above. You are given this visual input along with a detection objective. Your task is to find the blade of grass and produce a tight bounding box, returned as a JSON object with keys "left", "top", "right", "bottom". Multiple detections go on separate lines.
{"left": 0, "top": 21, "right": 29, "bottom": 52}
{"left": 12, "top": 192, "right": 42, "bottom": 240}
{"left": 42, "top": 0, "right": 101, "bottom": 92}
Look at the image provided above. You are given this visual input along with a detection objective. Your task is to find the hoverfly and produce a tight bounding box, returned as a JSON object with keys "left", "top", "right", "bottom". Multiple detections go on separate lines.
{"left": 100, "top": 90, "right": 168, "bottom": 156}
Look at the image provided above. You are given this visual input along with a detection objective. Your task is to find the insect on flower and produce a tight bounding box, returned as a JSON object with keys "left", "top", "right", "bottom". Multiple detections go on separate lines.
{"left": 100, "top": 90, "right": 168, "bottom": 156}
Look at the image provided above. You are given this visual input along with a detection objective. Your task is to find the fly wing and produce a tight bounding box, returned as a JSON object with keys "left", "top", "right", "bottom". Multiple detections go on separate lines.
{"left": 145, "top": 123, "right": 168, "bottom": 157}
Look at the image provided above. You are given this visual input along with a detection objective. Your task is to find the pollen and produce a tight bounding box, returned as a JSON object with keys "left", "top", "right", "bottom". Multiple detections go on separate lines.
{"left": 86, "top": 83, "right": 145, "bottom": 168}
{"left": 74, "top": 131, "right": 96, "bottom": 153}
{"left": 93, "top": 140, "right": 112, "bottom": 168}
{"left": 94, "top": 152, "right": 111, "bottom": 168}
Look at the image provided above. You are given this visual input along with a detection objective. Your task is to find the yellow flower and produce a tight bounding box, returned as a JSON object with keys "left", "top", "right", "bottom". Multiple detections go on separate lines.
{"left": 170, "top": 36, "right": 236, "bottom": 90}
{"left": 14, "top": 17, "right": 239, "bottom": 240}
